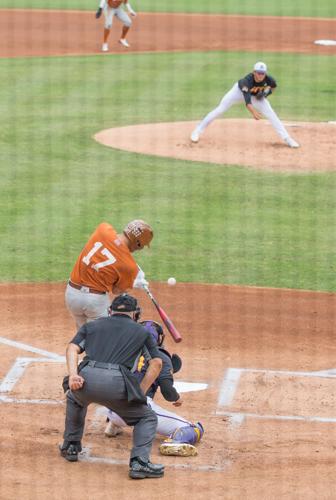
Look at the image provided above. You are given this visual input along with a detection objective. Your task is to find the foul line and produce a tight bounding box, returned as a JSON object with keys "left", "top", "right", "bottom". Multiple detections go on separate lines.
{"left": 80, "top": 448, "right": 228, "bottom": 472}
{"left": 216, "top": 410, "right": 336, "bottom": 424}
{"left": 0, "top": 336, "right": 64, "bottom": 360}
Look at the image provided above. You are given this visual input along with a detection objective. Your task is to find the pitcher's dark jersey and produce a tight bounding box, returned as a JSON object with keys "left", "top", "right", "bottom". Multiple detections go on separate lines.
{"left": 238, "top": 73, "right": 277, "bottom": 105}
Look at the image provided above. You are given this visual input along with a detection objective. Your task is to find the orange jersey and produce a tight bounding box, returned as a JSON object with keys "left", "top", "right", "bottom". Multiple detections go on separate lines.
{"left": 70, "top": 222, "right": 138, "bottom": 293}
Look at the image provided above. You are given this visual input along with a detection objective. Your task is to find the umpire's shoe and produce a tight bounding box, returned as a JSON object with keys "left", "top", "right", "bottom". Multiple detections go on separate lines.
{"left": 129, "top": 457, "right": 164, "bottom": 479}
{"left": 60, "top": 441, "right": 82, "bottom": 462}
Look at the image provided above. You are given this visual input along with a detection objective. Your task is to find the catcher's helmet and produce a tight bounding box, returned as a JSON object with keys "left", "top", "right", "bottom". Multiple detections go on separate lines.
{"left": 124, "top": 220, "right": 153, "bottom": 252}
{"left": 140, "top": 320, "right": 165, "bottom": 346}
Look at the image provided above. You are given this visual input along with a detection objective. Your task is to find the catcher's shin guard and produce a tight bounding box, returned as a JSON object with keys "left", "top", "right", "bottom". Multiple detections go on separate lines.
{"left": 170, "top": 422, "right": 204, "bottom": 445}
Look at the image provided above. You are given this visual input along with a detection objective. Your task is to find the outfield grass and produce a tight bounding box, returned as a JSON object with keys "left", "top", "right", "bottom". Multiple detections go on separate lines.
{"left": 0, "top": 0, "right": 335, "bottom": 17}
{"left": 1, "top": 51, "right": 336, "bottom": 290}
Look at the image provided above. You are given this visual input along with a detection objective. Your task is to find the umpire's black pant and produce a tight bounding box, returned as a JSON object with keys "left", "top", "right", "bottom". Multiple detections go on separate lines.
{"left": 63, "top": 365, "right": 158, "bottom": 463}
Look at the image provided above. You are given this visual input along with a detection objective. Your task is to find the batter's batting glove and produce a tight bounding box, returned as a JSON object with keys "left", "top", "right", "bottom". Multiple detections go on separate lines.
{"left": 133, "top": 269, "right": 149, "bottom": 289}
{"left": 95, "top": 7, "right": 102, "bottom": 19}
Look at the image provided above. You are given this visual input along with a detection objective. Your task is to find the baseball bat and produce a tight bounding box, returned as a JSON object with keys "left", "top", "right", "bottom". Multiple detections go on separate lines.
{"left": 143, "top": 285, "right": 182, "bottom": 343}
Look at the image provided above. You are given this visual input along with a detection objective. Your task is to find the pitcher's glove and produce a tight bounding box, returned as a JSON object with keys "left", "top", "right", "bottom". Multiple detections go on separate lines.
{"left": 256, "top": 87, "right": 272, "bottom": 99}
{"left": 256, "top": 90, "right": 265, "bottom": 100}
{"left": 95, "top": 7, "right": 102, "bottom": 19}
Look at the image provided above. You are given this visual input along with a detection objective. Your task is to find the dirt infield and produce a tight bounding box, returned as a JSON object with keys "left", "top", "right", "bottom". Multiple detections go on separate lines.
{"left": 0, "top": 10, "right": 336, "bottom": 58}
{"left": 1, "top": 8, "right": 336, "bottom": 499}
{"left": 1, "top": 282, "right": 336, "bottom": 498}
{"left": 94, "top": 119, "right": 336, "bottom": 173}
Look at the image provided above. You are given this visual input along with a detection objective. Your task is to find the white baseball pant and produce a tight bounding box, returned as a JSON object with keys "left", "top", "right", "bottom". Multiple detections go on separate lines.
{"left": 107, "top": 397, "right": 191, "bottom": 437}
{"left": 104, "top": 5, "right": 132, "bottom": 29}
{"left": 65, "top": 284, "right": 110, "bottom": 329}
{"left": 195, "top": 82, "right": 291, "bottom": 140}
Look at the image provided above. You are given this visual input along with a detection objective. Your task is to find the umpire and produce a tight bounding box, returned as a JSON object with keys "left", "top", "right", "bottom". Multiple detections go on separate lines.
{"left": 60, "top": 293, "right": 164, "bottom": 479}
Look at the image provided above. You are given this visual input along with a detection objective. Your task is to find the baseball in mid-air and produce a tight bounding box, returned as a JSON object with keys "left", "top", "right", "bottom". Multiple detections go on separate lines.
{"left": 167, "top": 277, "right": 176, "bottom": 286}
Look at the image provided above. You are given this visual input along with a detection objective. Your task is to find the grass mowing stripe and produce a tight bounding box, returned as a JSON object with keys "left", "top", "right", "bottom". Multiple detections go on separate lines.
{"left": 1, "top": 51, "right": 336, "bottom": 289}
{"left": 0, "top": 0, "right": 335, "bottom": 17}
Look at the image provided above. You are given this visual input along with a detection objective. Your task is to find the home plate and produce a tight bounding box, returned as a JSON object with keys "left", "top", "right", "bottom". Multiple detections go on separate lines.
{"left": 314, "top": 39, "right": 336, "bottom": 46}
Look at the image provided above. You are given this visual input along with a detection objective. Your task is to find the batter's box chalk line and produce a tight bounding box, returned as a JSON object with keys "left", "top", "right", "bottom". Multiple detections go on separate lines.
{"left": 80, "top": 447, "right": 229, "bottom": 472}
{"left": 216, "top": 366, "right": 336, "bottom": 426}
{"left": 314, "top": 39, "right": 336, "bottom": 46}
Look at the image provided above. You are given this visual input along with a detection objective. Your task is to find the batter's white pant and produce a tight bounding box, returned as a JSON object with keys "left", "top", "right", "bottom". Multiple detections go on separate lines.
{"left": 107, "top": 397, "right": 191, "bottom": 437}
{"left": 195, "top": 82, "right": 291, "bottom": 140}
{"left": 104, "top": 5, "right": 132, "bottom": 29}
{"left": 65, "top": 284, "right": 110, "bottom": 330}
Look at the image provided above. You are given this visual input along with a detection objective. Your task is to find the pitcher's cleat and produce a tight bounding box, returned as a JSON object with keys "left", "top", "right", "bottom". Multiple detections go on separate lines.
{"left": 159, "top": 441, "right": 198, "bottom": 457}
{"left": 190, "top": 130, "right": 200, "bottom": 143}
{"left": 284, "top": 137, "right": 300, "bottom": 148}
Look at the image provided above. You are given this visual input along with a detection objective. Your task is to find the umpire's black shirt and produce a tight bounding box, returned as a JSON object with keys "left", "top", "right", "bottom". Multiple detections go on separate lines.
{"left": 71, "top": 314, "right": 160, "bottom": 369}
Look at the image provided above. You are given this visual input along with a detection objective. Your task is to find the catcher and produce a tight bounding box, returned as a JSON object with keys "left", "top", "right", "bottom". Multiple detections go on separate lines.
{"left": 191, "top": 61, "right": 300, "bottom": 148}
{"left": 105, "top": 320, "right": 204, "bottom": 457}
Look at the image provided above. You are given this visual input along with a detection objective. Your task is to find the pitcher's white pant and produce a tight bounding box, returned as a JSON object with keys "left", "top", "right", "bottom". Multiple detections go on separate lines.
{"left": 195, "top": 83, "right": 290, "bottom": 140}
{"left": 107, "top": 397, "right": 191, "bottom": 437}
{"left": 104, "top": 5, "right": 132, "bottom": 29}
{"left": 65, "top": 284, "right": 110, "bottom": 330}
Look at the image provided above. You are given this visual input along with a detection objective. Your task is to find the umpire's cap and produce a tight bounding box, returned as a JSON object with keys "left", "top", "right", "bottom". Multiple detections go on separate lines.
{"left": 111, "top": 293, "right": 138, "bottom": 312}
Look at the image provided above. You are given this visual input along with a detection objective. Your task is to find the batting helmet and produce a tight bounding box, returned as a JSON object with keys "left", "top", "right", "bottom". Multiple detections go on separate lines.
{"left": 123, "top": 220, "right": 153, "bottom": 252}
{"left": 140, "top": 320, "right": 165, "bottom": 346}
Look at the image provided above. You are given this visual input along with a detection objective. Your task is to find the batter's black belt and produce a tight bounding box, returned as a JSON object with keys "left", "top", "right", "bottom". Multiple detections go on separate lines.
{"left": 87, "top": 360, "right": 120, "bottom": 370}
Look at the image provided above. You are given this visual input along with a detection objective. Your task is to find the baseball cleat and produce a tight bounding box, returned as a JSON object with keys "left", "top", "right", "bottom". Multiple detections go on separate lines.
{"left": 59, "top": 441, "right": 82, "bottom": 462}
{"left": 105, "top": 421, "right": 123, "bottom": 438}
{"left": 119, "top": 38, "right": 130, "bottom": 48}
{"left": 101, "top": 43, "right": 109, "bottom": 52}
{"left": 190, "top": 130, "right": 200, "bottom": 143}
{"left": 284, "top": 137, "right": 300, "bottom": 148}
{"left": 129, "top": 458, "right": 164, "bottom": 479}
{"left": 159, "top": 441, "right": 198, "bottom": 457}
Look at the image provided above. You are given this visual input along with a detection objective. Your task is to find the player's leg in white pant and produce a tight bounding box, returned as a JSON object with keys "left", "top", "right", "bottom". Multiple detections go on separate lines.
{"left": 191, "top": 83, "right": 244, "bottom": 141}
{"left": 252, "top": 97, "right": 292, "bottom": 141}
{"left": 115, "top": 6, "right": 132, "bottom": 46}
{"left": 105, "top": 410, "right": 127, "bottom": 437}
{"left": 148, "top": 398, "right": 191, "bottom": 437}
{"left": 65, "top": 284, "right": 110, "bottom": 329}
{"left": 102, "top": 6, "right": 115, "bottom": 51}
{"left": 106, "top": 398, "right": 190, "bottom": 438}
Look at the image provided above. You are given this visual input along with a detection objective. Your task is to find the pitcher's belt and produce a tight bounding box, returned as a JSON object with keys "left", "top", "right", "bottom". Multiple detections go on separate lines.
{"left": 68, "top": 280, "right": 106, "bottom": 295}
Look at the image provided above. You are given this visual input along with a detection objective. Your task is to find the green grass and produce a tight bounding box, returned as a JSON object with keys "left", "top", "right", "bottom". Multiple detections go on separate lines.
{"left": 1, "top": 51, "right": 336, "bottom": 290}
{"left": 0, "top": 0, "right": 335, "bottom": 17}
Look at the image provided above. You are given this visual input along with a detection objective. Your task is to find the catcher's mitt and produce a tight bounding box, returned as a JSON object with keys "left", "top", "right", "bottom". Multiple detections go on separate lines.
{"left": 171, "top": 353, "right": 182, "bottom": 373}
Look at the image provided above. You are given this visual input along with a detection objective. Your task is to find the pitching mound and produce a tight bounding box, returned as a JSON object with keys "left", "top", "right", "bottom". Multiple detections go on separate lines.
{"left": 94, "top": 119, "right": 336, "bottom": 173}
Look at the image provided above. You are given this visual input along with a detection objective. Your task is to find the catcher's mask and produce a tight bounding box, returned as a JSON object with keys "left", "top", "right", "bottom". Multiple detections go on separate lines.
{"left": 123, "top": 220, "right": 153, "bottom": 251}
{"left": 110, "top": 293, "right": 141, "bottom": 321}
{"left": 140, "top": 320, "right": 165, "bottom": 346}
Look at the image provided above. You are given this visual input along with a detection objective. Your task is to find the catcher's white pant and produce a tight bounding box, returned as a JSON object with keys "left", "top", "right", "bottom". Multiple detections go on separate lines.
{"left": 107, "top": 397, "right": 191, "bottom": 437}
{"left": 195, "top": 82, "right": 291, "bottom": 140}
{"left": 104, "top": 5, "right": 132, "bottom": 29}
{"left": 65, "top": 284, "right": 110, "bottom": 329}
